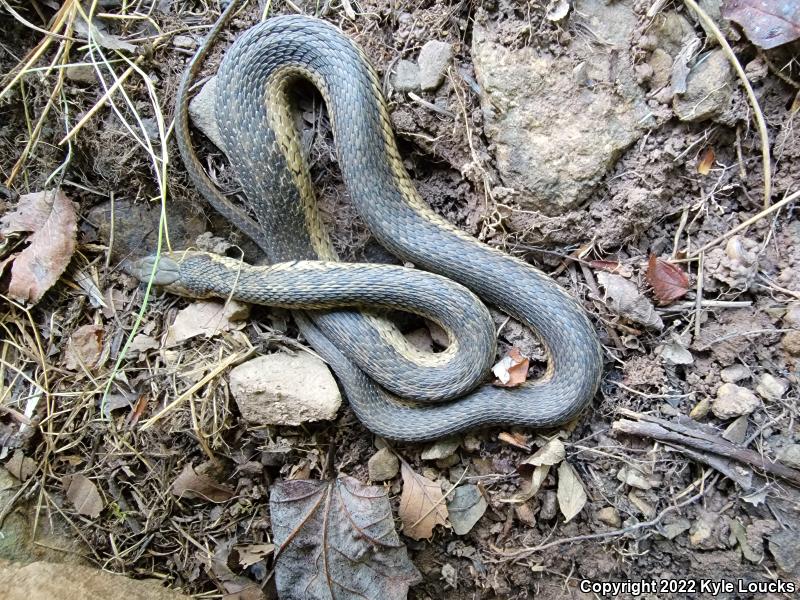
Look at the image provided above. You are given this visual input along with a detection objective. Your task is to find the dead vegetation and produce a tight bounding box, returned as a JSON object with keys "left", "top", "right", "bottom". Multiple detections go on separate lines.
{"left": 0, "top": 0, "right": 799, "bottom": 598}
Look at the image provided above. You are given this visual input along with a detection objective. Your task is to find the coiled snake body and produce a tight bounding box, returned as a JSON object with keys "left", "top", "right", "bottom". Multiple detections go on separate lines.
{"left": 131, "top": 3, "right": 603, "bottom": 441}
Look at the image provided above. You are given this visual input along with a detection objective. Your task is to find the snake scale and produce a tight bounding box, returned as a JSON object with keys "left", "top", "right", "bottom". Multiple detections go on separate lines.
{"left": 128, "top": 0, "right": 603, "bottom": 442}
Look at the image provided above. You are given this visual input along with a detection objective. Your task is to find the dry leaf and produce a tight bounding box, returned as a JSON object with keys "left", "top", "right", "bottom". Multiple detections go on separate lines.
{"left": 171, "top": 463, "right": 235, "bottom": 503}
{"left": 697, "top": 146, "right": 715, "bottom": 175}
{"left": 557, "top": 461, "right": 587, "bottom": 523}
{"left": 498, "top": 431, "right": 531, "bottom": 450}
{"left": 5, "top": 450, "right": 36, "bottom": 482}
{"left": 65, "top": 324, "right": 104, "bottom": 371}
{"left": 64, "top": 473, "right": 104, "bottom": 518}
{"left": 236, "top": 543, "right": 275, "bottom": 568}
{"left": 446, "top": 484, "right": 488, "bottom": 535}
{"left": 399, "top": 461, "right": 449, "bottom": 540}
{"left": 590, "top": 260, "right": 633, "bottom": 277}
{"left": 546, "top": 0, "right": 570, "bottom": 21}
{"left": 492, "top": 347, "right": 529, "bottom": 387}
{"left": 500, "top": 464, "right": 550, "bottom": 504}
{"left": 0, "top": 189, "right": 77, "bottom": 304}
{"left": 596, "top": 271, "right": 664, "bottom": 330}
{"left": 646, "top": 254, "right": 689, "bottom": 305}
{"left": 520, "top": 438, "right": 566, "bottom": 469}
{"left": 166, "top": 300, "right": 250, "bottom": 346}
{"left": 723, "top": 0, "right": 800, "bottom": 49}
{"left": 270, "top": 477, "right": 421, "bottom": 598}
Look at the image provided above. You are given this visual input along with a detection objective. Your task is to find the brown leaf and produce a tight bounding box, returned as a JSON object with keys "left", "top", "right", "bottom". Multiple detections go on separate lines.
{"left": 64, "top": 473, "right": 104, "bottom": 518}
{"left": 498, "top": 431, "right": 531, "bottom": 450}
{"left": 697, "top": 146, "right": 715, "bottom": 175}
{"left": 270, "top": 476, "right": 421, "bottom": 598}
{"left": 590, "top": 260, "right": 633, "bottom": 277}
{"left": 5, "top": 450, "right": 36, "bottom": 482}
{"left": 0, "top": 189, "right": 77, "bottom": 304}
{"left": 646, "top": 254, "right": 690, "bottom": 305}
{"left": 235, "top": 543, "right": 275, "bottom": 568}
{"left": 399, "top": 462, "right": 449, "bottom": 540}
{"left": 492, "top": 347, "right": 529, "bottom": 387}
{"left": 597, "top": 271, "right": 664, "bottom": 329}
{"left": 557, "top": 461, "right": 587, "bottom": 523}
{"left": 65, "top": 324, "right": 104, "bottom": 371}
{"left": 171, "top": 463, "right": 235, "bottom": 503}
{"left": 519, "top": 438, "right": 566, "bottom": 471}
{"left": 500, "top": 464, "right": 550, "bottom": 504}
{"left": 723, "top": 0, "right": 800, "bottom": 49}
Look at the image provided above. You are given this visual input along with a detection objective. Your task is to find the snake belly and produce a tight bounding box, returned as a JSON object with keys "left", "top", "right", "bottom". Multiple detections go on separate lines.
{"left": 175, "top": 8, "right": 604, "bottom": 442}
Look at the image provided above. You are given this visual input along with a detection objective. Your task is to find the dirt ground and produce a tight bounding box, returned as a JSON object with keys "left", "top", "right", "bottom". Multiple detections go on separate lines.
{"left": 1, "top": 0, "right": 799, "bottom": 598}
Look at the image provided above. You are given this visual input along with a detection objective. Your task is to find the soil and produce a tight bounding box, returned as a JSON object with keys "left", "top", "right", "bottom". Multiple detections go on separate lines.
{"left": 0, "top": 1, "right": 798, "bottom": 599}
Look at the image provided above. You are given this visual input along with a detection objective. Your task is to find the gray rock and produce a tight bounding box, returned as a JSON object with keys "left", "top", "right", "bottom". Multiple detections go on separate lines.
{"left": 722, "top": 415, "right": 748, "bottom": 444}
{"left": 421, "top": 437, "right": 460, "bottom": 460}
{"left": 673, "top": 50, "right": 734, "bottom": 122}
{"left": 769, "top": 530, "right": 800, "bottom": 575}
{"left": 778, "top": 445, "right": 800, "bottom": 470}
{"left": 173, "top": 35, "right": 196, "bottom": 50}
{"left": 392, "top": 60, "right": 420, "bottom": 92}
{"left": 368, "top": 448, "right": 399, "bottom": 481}
{"left": 188, "top": 76, "right": 227, "bottom": 151}
{"left": 229, "top": 353, "right": 342, "bottom": 426}
{"left": 472, "top": 0, "right": 650, "bottom": 212}
{"left": 65, "top": 65, "right": 96, "bottom": 84}
{"left": 661, "top": 518, "right": 691, "bottom": 540}
{"left": 755, "top": 373, "right": 788, "bottom": 400}
{"left": 418, "top": 40, "right": 453, "bottom": 91}
{"left": 712, "top": 383, "right": 759, "bottom": 419}
{"left": 720, "top": 364, "right": 750, "bottom": 383}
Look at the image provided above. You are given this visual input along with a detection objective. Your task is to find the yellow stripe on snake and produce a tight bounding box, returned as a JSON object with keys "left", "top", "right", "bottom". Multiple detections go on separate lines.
{"left": 127, "top": 1, "right": 603, "bottom": 442}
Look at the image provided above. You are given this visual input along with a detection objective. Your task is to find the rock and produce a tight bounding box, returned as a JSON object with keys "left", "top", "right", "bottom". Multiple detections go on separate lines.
{"left": 617, "top": 466, "right": 651, "bottom": 490}
{"left": 755, "top": 373, "right": 788, "bottom": 400}
{"left": 688, "top": 514, "right": 715, "bottom": 548}
{"left": 706, "top": 236, "right": 760, "bottom": 290}
{"left": 712, "top": 383, "right": 759, "bottom": 419}
{"left": 421, "top": 437, "right": 460, "bottom": 460}
{"left": 188, "top": 76, "right": 226, "bottom": 151}
{"left": 514, "top": 502, "right": 536, "bottom": 527}
{"left": 172, "top": 35, "right": 196, "bottom": 50}
{"left": 778, "top": 445, "right": 800, "bottom": 470}
{"left": 782, "top": 331, "right": 800, "bottom": 356}
{"left": 65, "top": 65, "right": 96, "bottom": 84}
{"left": 392, "top": 60, "right": 420, "bottom": 92}
{"left": 661, "top": 518, "right": 691, "bottom": 540}
{"left": 647, "top": 48, "right": 673, "bottom": 92}
{"left": 463, "top": 433, "right": 481, "bottom": 453}
{"left": 471, "top": 0, "right": 650, "bottom": 213}
{"left": 1, "top": 468, "right": 89, "bottom": 565}
{"left": 229, "top": 353, "right": 342, "bottom": 426}
{"left": 673, "top": 50, "right": 734, "bottom": 122}
{"left": 784, "top": 303, "right": 800, "bottom": 327}
{"left": 417, "top": 41, "right": 453, "bottom": 91}
{"left": 720, "top": 364, "right": 750, "bottom": 383}
{"left": 659, "top": 341, "right": 693, "bottom": 365}
{"left": 368, "top": 448, "right": 399, "bottom": 481}
{"left": 596, "top": 507, "right": 622, "bottom": 528}
{"left": 652, "top": 11, "right": 698, "bottom": 57}
{"left": 769, "top": 530, "right": 800, "bottom": 575}
{"left": 0, "top": 561, "right": 189, "bottom": 600}
{"left": 722, "top": 415, "right": 748, "bottom": 444}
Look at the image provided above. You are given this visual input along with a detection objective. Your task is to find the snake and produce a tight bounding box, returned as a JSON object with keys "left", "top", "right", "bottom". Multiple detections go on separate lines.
{"left": 127, "top": 0, "right": 604, "bottom": 442}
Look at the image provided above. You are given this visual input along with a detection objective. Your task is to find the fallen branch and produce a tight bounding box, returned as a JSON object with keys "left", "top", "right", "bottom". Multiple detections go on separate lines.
{"left": 612, "top": 409, "right": 800, "bottom": 486}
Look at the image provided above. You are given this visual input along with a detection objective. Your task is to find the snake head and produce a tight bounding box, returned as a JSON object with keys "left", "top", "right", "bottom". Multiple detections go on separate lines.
{"left": 122, "top": 251, "right": 211, "bottom": 298}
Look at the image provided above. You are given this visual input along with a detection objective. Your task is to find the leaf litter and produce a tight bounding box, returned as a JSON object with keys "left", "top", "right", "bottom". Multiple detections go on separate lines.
{"left": 398, "top": 461, "right": 450, "bottom": 540}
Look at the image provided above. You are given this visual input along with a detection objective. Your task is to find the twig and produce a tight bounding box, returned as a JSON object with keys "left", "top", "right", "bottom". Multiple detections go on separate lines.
{"left": 683, "top": 0, "right": 771, "bottom": 208}
{"left": 691, "top": 188, "right": 799, "bottom": 256}
{"left": 612, "top": 409, "right": 800, "bottom": 486}
{"left": 491, "top": 478, "right": 714, "bottom": 559}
